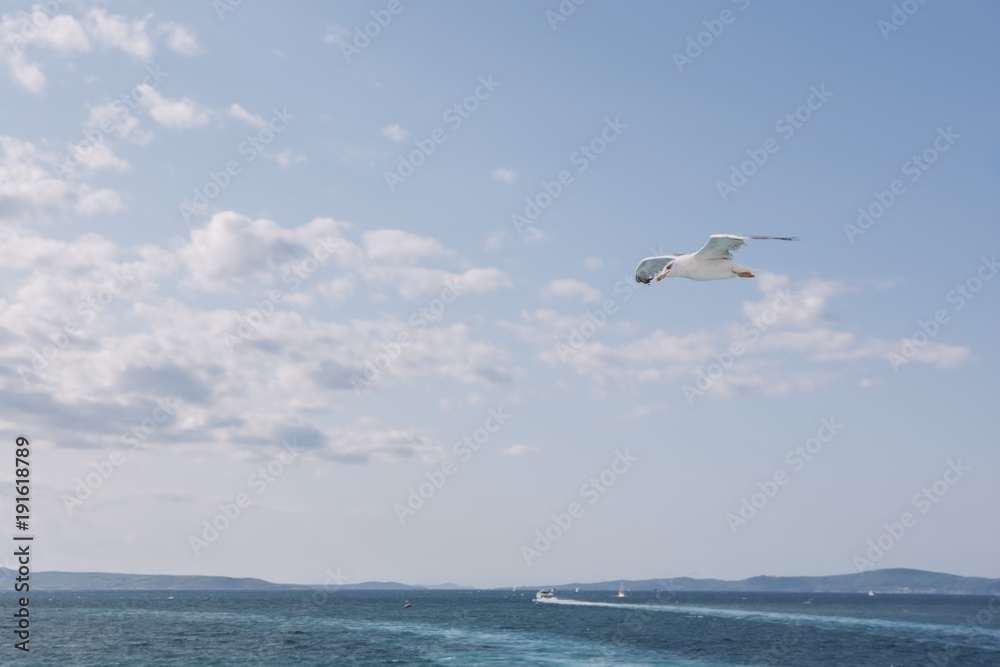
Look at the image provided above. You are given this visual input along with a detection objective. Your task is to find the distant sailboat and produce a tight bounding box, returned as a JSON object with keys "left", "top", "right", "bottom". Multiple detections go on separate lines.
{"left": 868, "top": 590, "right": 875, "bottom": 597}
{"left": 617, "top": 583, "right": 626, "bottom": 598}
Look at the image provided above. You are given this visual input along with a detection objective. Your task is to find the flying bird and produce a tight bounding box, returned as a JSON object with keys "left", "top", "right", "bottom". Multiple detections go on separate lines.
{"left": 634, "top": 234, "right": 798, "bottom": 284}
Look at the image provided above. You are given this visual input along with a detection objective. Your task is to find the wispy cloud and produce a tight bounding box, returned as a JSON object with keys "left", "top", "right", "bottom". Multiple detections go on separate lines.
{"left": 228, "top": 103, "right": 267, "bottom": 128}
{"left": 138, "top": 86, "right": 211, "bottom": 130}
{"left": 492, "top": 168, "right": 516, "bottom": 184}
{"left": 381, "top": 124, "right": 408, "bottom": 142}
{"left": 156, "top": 21, "right": 200, "bottom": 56}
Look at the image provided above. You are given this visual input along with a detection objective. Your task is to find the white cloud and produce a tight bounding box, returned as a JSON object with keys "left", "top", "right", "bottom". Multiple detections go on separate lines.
{"left": 485, "top": 231, "right": 505, "bottom": 251}
{"left": 32, "top": 13, "right": 90, "bottom": 54}
{"left": 0, "top": 10, "right": 89, "bottom": 93}
{"left": 228, "top": 103, "right": 267, "bottom": 128}
{"left": 0, "top": 227, "right": 120, "bottom": 276}
{"left": 84, "top": 9, "right": 153, "bottom": 59}
{"left": 137, "top": 85, "right": 211, "bottom": 130}
{"left": 508, "top": 274, "right": 974, "bottom": 397}
{"left": 381, "top": 124, "right": 408, "bottom": 142}
{"left": 69, "top": 141, "right": 129, "bottom": 172}
{"left": 2, "top": 47, "right": 45, "bottom": 93}
{"left": 178, "top": 212, "right": 349, "bottom": 292}
{"left": 157, "top": 21, "right": 199, "bottom": 56}
{"left": 492, "top": 168, "right": 515, "bottom": 184}
{"left": 501, "top": 444, "right": 539, "bottom": 456}
{"left": 86, "top": 101, "right": 154, "bottom": 145}
{"left": 74, "top": 186, "right": 123, "bottom": 215}
{"left": 274, "top": 150, "right": 307, "bottom": 168}
{"left": 0, "top": 136, "right": 70, "bottom": 221}
{"left": 584, "top": 257, "right": 604, "bottom": 271}
{"left": 321, "top": 25, "right": 349, "bottom": 44}
{"left": 364, "top": 266, "right": 512, "bottom": 300}
{"left": 363, "top": 229, "right": 451, "bottom": 264}
{"left": 319, "top": 277, "right": 355, "bottom": 303}
{"left": 0, "top": 135, "right": 126, "bottom": 223}
{"left": 541, "top": 279, "right": 602, "bottom": 303}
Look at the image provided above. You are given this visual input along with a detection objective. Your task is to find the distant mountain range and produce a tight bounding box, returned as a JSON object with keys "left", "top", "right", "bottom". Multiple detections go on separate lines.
{"left": 551, "top": 569, "right": 1000, "bottom": 596}
{"left": 0, "top": 569, "right": 464, "bottom": 591}
{"left": 2, "top": 568, "right": 996, "bottom": 594}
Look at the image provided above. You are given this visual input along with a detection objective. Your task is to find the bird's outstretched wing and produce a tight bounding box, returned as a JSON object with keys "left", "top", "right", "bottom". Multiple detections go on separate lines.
{"left": 694, "top": 234, "right": 798, "bottom": 260}
{"left": 634, "top": 255, "right": 678, "bottom": 284}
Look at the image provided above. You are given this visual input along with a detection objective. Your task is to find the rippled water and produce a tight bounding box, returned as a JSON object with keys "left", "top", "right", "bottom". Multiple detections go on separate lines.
{"left": 4, "top": 589, "right": 998, "bottom": 665}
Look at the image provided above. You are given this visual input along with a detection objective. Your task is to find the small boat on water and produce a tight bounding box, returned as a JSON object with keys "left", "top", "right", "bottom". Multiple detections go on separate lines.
{"left": 617, "top": 583, "right": 626, "bottom": 598}
{"left": 535, "top": 589, "right": 555, "bottom": 600}
{"left": 403, "top": 601, "right": 412, "bottom": 608}
{"left": 868, "top": 590, "right": 875, "bottom": 597}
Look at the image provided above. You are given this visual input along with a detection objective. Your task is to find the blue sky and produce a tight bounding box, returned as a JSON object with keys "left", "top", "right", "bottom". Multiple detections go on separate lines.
{"left": 1, "top": 0, "right": 998, "bottom": 588}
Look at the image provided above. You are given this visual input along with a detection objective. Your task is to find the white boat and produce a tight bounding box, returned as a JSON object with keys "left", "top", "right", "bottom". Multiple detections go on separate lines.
{"left": 868, "top": 590, "right": 875, "bottom": 596}
{"left": 617, "top": 583, "right": 626, "bottom": 598}
{"left": 535, "top": 589, "right": 555, "bottom": 600}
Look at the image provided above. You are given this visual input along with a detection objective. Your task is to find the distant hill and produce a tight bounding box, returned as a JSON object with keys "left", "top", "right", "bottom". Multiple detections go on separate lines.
{"left": 551, "top": 569, "right": 1000, "bottom": 595}
{"left": 2, "top": 567, "right": 996, "bottom": 594}
{"left": 0, "top": 569, "right": 305, "bottom": 591}
{"left": 0, "top": 569, "right": 467, "bottom": 591}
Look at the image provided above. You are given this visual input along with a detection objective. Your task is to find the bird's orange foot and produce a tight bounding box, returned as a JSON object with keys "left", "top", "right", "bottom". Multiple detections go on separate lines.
{"left": 735, "top": 271, "right": 754, "bottom": 278}
{"left": 656, "top": 273, "right": 667, "bottom": 282}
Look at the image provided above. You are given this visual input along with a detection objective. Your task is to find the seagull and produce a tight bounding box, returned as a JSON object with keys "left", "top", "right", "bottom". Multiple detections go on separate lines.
{"left": 634, "top": 234, "right": 798, "bottom": 284}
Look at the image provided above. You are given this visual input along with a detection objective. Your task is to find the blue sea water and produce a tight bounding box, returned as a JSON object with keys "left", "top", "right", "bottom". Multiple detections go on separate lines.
{"left": 3, "top": 589, "right": 999, "bottom": 665}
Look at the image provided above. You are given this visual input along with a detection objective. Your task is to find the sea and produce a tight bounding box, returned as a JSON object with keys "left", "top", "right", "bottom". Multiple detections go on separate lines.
{"left": 4, "top": 589, "right": 999, "bottom": 665}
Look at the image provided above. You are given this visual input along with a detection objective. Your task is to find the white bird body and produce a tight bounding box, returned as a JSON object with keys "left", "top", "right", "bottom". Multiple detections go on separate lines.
{"left": 634, "top": 234, "right": 797, "bottom": 284}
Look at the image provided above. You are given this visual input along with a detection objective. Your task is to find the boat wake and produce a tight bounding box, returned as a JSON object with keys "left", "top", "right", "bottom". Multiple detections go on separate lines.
{"left": 538, "top": 598, "right": 1000, "bottom": 649}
